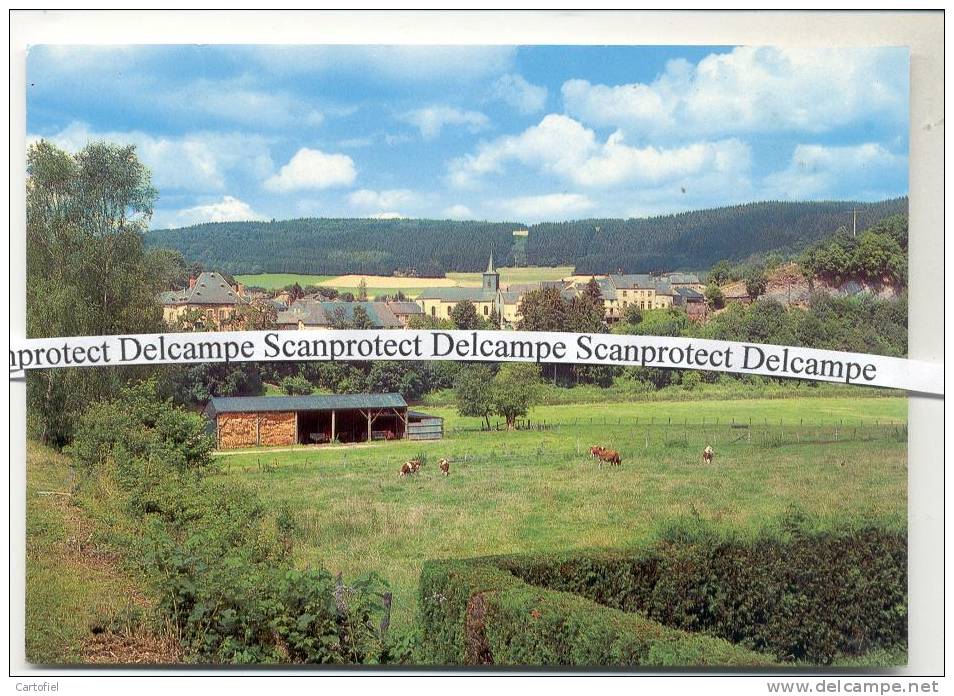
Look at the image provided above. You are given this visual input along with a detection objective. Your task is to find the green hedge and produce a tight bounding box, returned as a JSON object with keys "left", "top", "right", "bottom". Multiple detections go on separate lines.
{"left": 418, "top": 559, "right": 774, "bottom": 667}
{"left": 418, "top": 527, "right": 906, "bottom": 667}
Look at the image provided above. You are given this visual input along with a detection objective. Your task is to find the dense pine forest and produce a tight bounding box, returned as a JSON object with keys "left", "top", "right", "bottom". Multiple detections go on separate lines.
{"left": 145, "top": 198, "right": 907, "bottom": 276}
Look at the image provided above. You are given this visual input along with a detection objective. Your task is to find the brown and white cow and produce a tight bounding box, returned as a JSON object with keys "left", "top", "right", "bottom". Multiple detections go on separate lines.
{"left": 590, "top": 445, "right": 605, "bottom": 458}
{"left": 702, "top": 445, "right": 714, "bottom": 464}
{"left": 399, "top": 458, "right": 423, "bottom": 476}
{"left": 598, "top": 448, "right": 622, "bottom": 466}
{"left": 439, "top": 458, "right": 450, "bottom": 476}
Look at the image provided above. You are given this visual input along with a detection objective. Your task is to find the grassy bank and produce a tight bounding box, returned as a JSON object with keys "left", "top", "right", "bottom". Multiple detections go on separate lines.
{"left": 25, "top": 444, "right": 177, "bottom": 664}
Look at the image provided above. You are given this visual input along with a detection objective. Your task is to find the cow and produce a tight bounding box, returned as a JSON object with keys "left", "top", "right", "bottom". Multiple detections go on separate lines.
{"left": 400, "top": 458, "right": 423, "bottom": 477}
{"left": 702, "top": 445, "right": 714, "bottom": 464}
{"left": 590, "top": 445, "right": 605, "bottom": 458}
{"left": 439, "top": 458, "right": 450, "bottom": 476}
{"left": 598, "top": 449, "right": 622, "bottom": 466}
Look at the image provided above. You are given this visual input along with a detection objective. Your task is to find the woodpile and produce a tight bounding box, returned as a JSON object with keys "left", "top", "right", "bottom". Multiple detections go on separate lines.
{"left": 258, "top": 412, "right": 296, "bottom": 446}
{"left": 216, "top": 411, "right": 297, "bottom": 449}
{"left": 217, "top": 413, "right": 258, "bottom": 449}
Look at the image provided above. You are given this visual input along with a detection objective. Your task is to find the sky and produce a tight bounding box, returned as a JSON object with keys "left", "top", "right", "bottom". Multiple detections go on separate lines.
{"left": 27, "top": 45, "right": 909, "bottom": 228}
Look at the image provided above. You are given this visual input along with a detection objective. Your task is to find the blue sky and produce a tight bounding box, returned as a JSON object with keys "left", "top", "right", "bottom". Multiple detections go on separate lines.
{"left": 27, "top": 45, "right": 909, "bottom": 228}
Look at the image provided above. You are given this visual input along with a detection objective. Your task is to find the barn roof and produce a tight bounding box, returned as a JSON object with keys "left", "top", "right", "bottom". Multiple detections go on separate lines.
{"left": 208, "top": 393, "right": 407, "bottom": 414}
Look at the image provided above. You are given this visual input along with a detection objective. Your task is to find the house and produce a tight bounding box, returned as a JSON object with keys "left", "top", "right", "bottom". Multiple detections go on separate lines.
{"left": 386, "top": 300, "right": 424, "bottom": 327}
{"left": 607, "top": 274, "right": 674, "bottom": 312}
{"left": 275, "top": 299, "right": 403, "bottom": 330}
{"left": 673, "top": 287, "right": 707, "bottom": 321}
{"left": 160, "top": 271, "right": 248, "bottom": 327}
{"left": 417, "top": 253, "right": 501, "bottom": 323}
{"left": 665, "top": 273, "right": 705, "bottom": 293}
{"left": 205, "top": 393, "right": 443, "bottom": 448}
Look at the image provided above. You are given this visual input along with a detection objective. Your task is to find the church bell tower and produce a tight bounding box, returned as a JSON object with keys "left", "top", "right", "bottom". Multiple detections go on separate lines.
{"left": 482, "top": 250, "right": 499, "bottom": 292}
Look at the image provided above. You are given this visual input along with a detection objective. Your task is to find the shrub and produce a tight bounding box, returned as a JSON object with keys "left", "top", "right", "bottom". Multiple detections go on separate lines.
{"left": 280, "top": 375, "right": 313, "bottom": 395}
{"left": 419, "top": 522, "right": 906, "bottom": 666}
{"left": 417, "top": 557, "right": 773, "bottom": 667}
{"left": 499, "top": 526, "right": 906, "bottom": 664}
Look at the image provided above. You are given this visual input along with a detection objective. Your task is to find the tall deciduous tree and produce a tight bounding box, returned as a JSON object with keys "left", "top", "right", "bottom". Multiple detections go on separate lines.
{"left": 27, "top": 140, "right": 166, "bottom": 445}
{"left": 449, "top": 299, "right": 480, "bottom": 330}
{"left": 491, "top": 363, "right": 540, "bottom": 430}
{"left": 453, "top": 364, "right": 496, "bottom": 430}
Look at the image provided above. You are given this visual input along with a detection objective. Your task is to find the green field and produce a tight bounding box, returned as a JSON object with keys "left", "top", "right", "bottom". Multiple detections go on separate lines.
{"left": 215, "top": 396, "right": 907, "bottom": 630}
{"left": 235, "top": 273, "right": 333, "bottom": 289}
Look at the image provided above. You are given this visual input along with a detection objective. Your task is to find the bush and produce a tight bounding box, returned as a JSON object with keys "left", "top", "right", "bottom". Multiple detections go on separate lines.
{"left": 419, "top": 522, "right": 906, "bottom": 666}
{"left": 71, "top": 382, "right": 400, "bottom": 665}
{"left": 417, "top": 557, "right": 773, "bottom": 667}
{"left": 280, "top": 375, "right": 313, "bottom": 395}
{"left": 499, "top": 526, "right": 906, "bottom": 664}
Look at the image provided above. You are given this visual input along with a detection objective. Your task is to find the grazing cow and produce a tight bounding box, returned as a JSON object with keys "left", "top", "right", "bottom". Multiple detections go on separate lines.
{"left": 590, "top": 445, "right": 605, "bottom": 458}
{"left": 702, "top": 445, "right": 714, "bottom": 464}
{"left": 598, "top": 449, "right": 622, "bottom": 466}
{"left": 439, "top": 458, "right": 450, "bottom": 476}
{"left": 400, "top": 458, "right": 423, "bottom": 477}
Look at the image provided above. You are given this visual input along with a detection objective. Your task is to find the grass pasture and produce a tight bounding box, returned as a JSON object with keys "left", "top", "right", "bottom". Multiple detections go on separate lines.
{"left": 234, "top": 273, "right": 333, "bottom": 289}
{"left": 237, "top": 265, "right": 577, "bottom": 297}
{"left": 216, "top": 396, "right": 907, "bottom": 631}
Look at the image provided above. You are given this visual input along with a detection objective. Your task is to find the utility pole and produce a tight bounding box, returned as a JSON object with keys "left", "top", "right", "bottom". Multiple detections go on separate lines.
{"left": 852, "top": 208, "right": 858, "bottom": 237}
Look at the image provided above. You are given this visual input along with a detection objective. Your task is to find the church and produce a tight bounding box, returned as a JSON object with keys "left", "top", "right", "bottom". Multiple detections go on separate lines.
{"left": 417, "top": 252, "right": 504, "bottom": 325}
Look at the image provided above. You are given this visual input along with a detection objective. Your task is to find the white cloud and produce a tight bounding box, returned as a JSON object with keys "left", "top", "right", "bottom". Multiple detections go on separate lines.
{"left": 28, "top": 121, "right": 274, "bottom": 192}
{"left": 443, "top": 204, "right": 473, "bottom": 219}
{"left": 402, "top": 107, "right": 490, "bottom": 140}
{"left": 764, "top": 143, "right": 907, "bottom": 199}
{"left": 562, "top": 46, "right": 908, "bottom": 136}
{"left": 495, "top": 193, "right": 594, "bottom": 220}
{"left": 265, "top": 148, "right": 357, "bottom": 192}
{"left": 368, "top": 211, "right": 406, "bottom": 220}
{"left": 154, "top": 195, "right": 267, "bottom": 228}
{"left": 491, "top": 73, "right": 547, "bottom": 114}
{"left": 448, "top": 114, "right": 751, "bottom": 189}
{"left": 168, "top": 79, "right": 325, "bottom": 130}
{"left": 246, "top": 45, "right": 516, "bottom": 83}
{"left": 347, "top": 188, "right": 416, "bottom": 210}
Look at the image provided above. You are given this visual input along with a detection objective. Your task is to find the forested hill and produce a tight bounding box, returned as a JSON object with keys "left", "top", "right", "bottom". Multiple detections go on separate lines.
{"left": 145, "top": 198, "right": 908, "bottom": 276}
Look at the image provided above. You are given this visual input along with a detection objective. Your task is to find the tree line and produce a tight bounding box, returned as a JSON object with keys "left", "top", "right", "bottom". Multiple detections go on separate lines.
{"left": 144, "top": 198, "right": 908, "bottom": 276}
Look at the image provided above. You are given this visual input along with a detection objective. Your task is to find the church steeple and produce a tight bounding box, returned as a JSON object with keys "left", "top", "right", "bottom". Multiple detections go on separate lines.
{"left": 482, "top": 249, "right": 499, "bottom": 292}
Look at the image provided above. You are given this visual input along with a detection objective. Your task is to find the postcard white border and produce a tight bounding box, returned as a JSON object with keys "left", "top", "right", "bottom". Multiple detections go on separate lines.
{"left": 6, "top": 8, "right": 945, "bottom": 684}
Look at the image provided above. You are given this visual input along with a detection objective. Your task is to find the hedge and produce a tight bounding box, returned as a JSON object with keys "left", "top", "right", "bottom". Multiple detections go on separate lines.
{"left": 418, "top": 527, "right": 906, "bottom": 667}
{"left": 418, "top": 558, "right": 774, "bottom": 667}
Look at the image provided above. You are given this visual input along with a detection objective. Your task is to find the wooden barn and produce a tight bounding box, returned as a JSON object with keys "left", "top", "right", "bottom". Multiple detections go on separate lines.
{"left": 205, "top": 393, "right": 435, "bottom": 449}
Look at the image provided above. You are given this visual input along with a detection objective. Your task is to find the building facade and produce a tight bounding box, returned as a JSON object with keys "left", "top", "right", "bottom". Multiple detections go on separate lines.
{"left": 417, "top": 253, "right": 501, "bottom": 322}
{"left": 160, "top": 271, "right": 249, "bottom": 327}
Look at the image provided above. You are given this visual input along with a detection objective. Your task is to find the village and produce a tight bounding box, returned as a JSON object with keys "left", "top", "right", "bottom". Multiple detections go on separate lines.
{"left": 159, "top": 253, "right": 709, "bottom": 332}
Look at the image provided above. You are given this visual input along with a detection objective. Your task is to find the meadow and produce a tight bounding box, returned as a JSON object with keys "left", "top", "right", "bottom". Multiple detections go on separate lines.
{"left": 237, "top": 266, "right": 577, "bottom": 297}
{"left": 215, "top": 396, "right": 907, "bottom": 631}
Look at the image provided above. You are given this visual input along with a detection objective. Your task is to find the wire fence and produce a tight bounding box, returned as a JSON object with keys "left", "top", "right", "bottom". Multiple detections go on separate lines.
{"left": 447, "top": 417, "right": 907, "bottom": 451}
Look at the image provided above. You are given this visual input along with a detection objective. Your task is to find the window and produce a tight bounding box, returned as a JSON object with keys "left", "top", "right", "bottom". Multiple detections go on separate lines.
{"left": 431, "top": 306, "right": 436, "bottom": 317}
{"left": 483, "top": 305, "right": 489, "bottom": 315}
{"left": 448, "top": 306, "right": 452, "bottom": 316}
